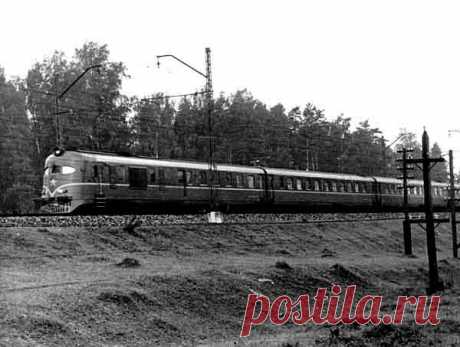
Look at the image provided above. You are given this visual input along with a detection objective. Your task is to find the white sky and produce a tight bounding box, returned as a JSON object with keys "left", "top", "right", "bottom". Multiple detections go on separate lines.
{"left": 2, "top": 0, "right": 460, "bottom": 165}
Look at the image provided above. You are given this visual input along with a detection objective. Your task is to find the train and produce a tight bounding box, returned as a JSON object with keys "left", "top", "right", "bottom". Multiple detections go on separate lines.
{"left": 35, "top": 149, "right": 454, "bottom": 214}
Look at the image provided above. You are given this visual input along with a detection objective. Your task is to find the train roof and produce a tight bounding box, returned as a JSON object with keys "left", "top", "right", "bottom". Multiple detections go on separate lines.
{"left": 56, "top": 150, "right": 375, "bottom": 181}
{"left": 47, "top": 150, "right": 451, "bottom": 186}
{"left": 264, "top": 168, "right": 374, "bottom": 182}
{"left": 50, "top": 150, "right": 264, "bottom": 174}
{"left": 373, "top": 176, "right": 448, "bottom": 187}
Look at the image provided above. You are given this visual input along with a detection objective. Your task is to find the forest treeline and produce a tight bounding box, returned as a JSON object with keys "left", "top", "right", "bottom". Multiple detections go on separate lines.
{"left": 0, "top": 42, "right": 450, "bottom": 213}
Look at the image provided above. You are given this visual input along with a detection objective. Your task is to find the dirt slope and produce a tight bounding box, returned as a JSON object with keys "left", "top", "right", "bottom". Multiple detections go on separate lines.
{"left": 1, "top": 220, "right": 459, "bottom": 346}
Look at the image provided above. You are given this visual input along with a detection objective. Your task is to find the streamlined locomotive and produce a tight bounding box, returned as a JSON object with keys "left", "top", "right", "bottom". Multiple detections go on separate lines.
{"left": 37, "top": 149, "right": 451, "bottom": 214}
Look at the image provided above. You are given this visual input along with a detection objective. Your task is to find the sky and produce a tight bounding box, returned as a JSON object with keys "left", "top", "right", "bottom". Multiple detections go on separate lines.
{"left": 2, "top": 0, "right": 460, "bottom": 164}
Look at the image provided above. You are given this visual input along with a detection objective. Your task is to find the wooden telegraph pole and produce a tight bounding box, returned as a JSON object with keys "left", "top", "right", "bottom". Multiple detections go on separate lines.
{"left": 449, "top": 150, "right": 459, "bottom": 258}
{"left": 397, "top": 148, "right": 414, "bottom": 255}
{"left": 406, "top": 130, "right": 445, "bottom": 294}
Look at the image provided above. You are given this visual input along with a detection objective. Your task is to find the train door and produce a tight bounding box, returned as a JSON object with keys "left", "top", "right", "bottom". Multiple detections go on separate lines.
{"left": 264, "top": 173, "right": 275, "bottom": 204}
{"left": 177, "top": 169, "right": 187, "bottom": 197}
{"left": 371, "top": 178, "right": 382, "bottom": 209}
{"left": 93, "top": 163, "right": 109, "bottom": 208}
{"left": 93, "top": 163, "right": 108, "bottom": 188}
{"left": 158, "top": 167, "right": 166, "bottom": 191}
{"left": 109, "top": 165, "right": 118, "bottom": 189}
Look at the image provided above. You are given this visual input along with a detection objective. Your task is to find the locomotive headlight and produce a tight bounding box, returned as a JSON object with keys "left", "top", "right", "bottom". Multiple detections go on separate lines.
{"left": 54, "top": 148, "right": 65, "bottom": 156}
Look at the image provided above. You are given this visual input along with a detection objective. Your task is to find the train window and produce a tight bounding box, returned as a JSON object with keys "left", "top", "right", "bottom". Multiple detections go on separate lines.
{"left": 187, "top": 170, "right": 195, "bottom": 186}
{"left": 272, "top": 176, "right": 280, "bottom": 189}
{"left": 331, "top": 181, "right": 337, "bottom": 192}
{"left": 323, "top": 181, "right": 329, "bottom": 192}
{"left": 208, "top": 171, "right": 217, "bottom": 186}
{"left": 51, "top": 165, "right": 74, "bottom": 175}
{"left": 383, "top": 185, "right": 389, "bottom": 194}
{"left": 52, "top": 165, "right": 61, "bottom": 174}
{"left": 108, "top": 167, "right": 121, "bottom": 186}
{"left": 187, "top": 170, "right": 196, "bottom": 186}
{"left": 346, "top": 182, "right": 352, "bottom": 192}
{"left": 314, "top": 180, "right": 320, "bottom": 191}
{"left": 296, "top": 178, "right": 302, "bottom": 190}
{"left": 115, "top": 167, "right": 125, "bottom": 183}
{"left": 158, "top": 168, "right": 165, "bottom": 184}
{"left": 177, "top": 170, "right": 185, "bottom": 184}
{"left": 303, "top": 179, "right": 309, "bottom": 190}
{"left": 354, "top": 183, "right": 359, "bottom": 193}
{"left": 109, "top": 167, "right": 117, "bottom": 185}
{"left": 279, "top": 176, "right": 285, "bottom": 189}
{"left": 149, "top": 169, "right": 156, "bottom": 184}
{"left": 267, "top": 175, "right": 274, "bottom": 189}
{"left": 129, "top": 167, "right": 147, "bottom": 189}
{"left": 63, "top": 166, "right": 75, "bottom": 175}
{"left": 360, "top": 183, "right": 366, "bottom": 193}
{"left": 227, "top": 172, "right": 233, "bottom": 186}
{"left": 256, "top": 175, "right": 263, "bottom": 189}
{"left": 186, "top": 171, "right": 192, "bottom": 185}
{"left": 336, "top": 182, "right": 342, "bottom": 192}
{"left": 199, "top": 171, "right": 207, "bottom": 185}
{"left": 220, "top": 172, "right": 229, "bottom": 187}
{"left": 286, "top": 178, "right": 293, "bottom": 190}
{"left": 164, "top": 168, "right": 176, "bottom": 185}
{"left": 235, "top": 174, "right": 243, "bottom": 188}
{"left": 248, "top": 175, "right": 255, "bottom": 189}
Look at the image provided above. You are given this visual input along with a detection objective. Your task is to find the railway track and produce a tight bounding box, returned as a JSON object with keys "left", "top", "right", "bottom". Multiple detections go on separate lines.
{"left": 0, "top": 212, "right": 423, "bottom": 228}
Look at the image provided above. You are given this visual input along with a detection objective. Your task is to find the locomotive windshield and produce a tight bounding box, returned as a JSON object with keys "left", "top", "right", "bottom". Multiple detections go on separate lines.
{"left": 46, "top": 165, "right": 76, "bottom": 175}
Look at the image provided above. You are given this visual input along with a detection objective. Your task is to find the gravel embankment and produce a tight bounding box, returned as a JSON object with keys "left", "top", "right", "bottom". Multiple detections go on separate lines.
{"left": 0, "top": 212, "right": 416, "bottom": 228}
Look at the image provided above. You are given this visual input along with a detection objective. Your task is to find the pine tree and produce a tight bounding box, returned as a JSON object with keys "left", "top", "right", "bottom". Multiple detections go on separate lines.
{"left": 0, "top": 68, "right": 37, "bottom": 213}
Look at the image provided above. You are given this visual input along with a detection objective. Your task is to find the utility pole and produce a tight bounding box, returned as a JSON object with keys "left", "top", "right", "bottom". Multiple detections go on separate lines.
{"left": 449, "top": 150, "right": 459, "bottom": 258}
{"left": 421, "top": 131, "right": 441, "bottom": 293}
{"left": 55, "top": 74, "right": 60, "bottom": 148}
{"left": 406, "top": 130, "right": 445, "bottom": 294}
{"left": 397, "top": 148, "right": 414, "bottom": 255}
{"left": 205, "top": 48, "right": 216, "bottom": 211}
{"left": 156, "top": 48, "right": 216, "bottom": 212}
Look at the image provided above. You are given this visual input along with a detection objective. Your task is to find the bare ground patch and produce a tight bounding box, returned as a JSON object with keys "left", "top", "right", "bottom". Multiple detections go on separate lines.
{"left": 1, "top": 220, "right": 460, "bottom": 346}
